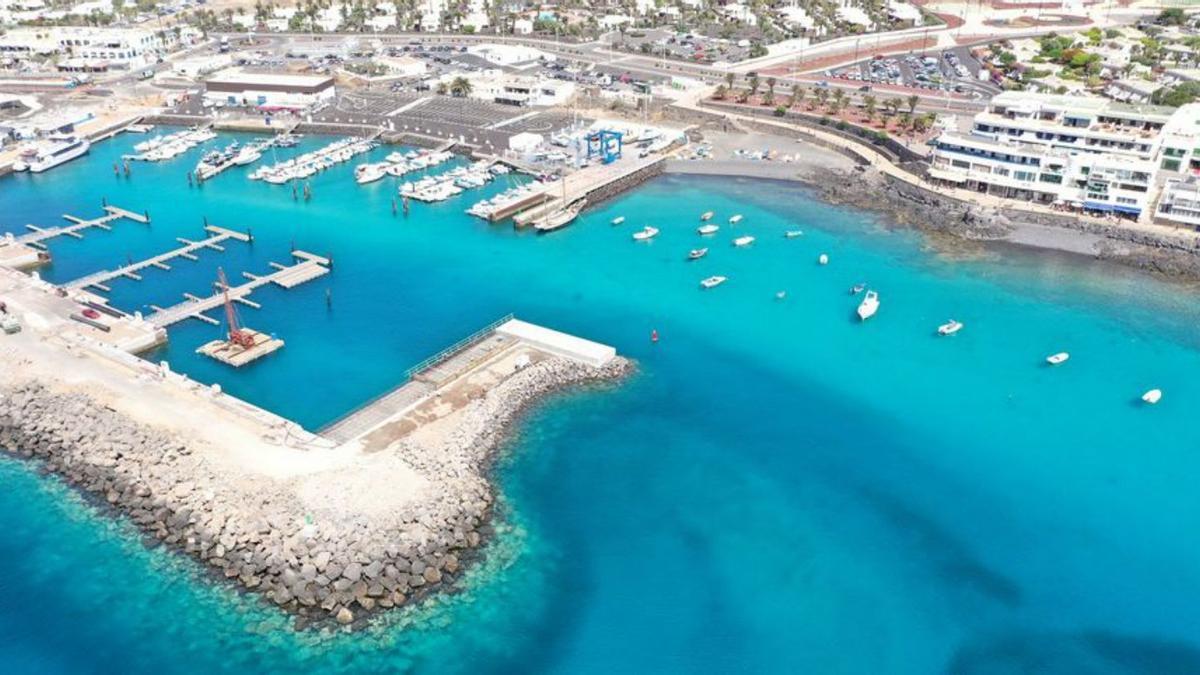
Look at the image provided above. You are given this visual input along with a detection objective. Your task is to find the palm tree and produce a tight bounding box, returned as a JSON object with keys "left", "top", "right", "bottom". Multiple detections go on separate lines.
{"left": 714, "top": 84, "right": 728, "bottom": 100}
{"left": 765, "top": 76, "right": 776, "bottom": 100}
{"left": 449, "top": 76, "right": 472, "bottom": 97}
{"left": 789, "top": 83, "right": 802, "bottom": 107}
{"left": 815, "top": 87, "right": 829, "bottom": 108}
{"left": 724, "top": 71, "right": 734, "bottom": 89}
{"left": 863, "top": 94, "right": 877, "bottom": 121}
{"left": 906, "top": 94, "right": 919, "bottom": 114}
{"left": 832, "top": 88, "right": 846, "bottom": 112}
{"left": 748, "top": 73, "right": 760, "bottom": 97}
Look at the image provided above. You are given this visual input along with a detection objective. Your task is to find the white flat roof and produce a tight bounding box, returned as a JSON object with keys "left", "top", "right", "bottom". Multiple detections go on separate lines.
{"left": 206, "top": 69, "right": 333, "bottom": 88}
{"left": 497, "top": 319, "right": 616, "bottom": 367}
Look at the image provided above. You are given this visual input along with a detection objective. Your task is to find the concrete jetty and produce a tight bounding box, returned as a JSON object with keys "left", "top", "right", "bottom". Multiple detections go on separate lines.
{"left": 319, "top": 316, "right": 617, "bottom": 445}
{"left": 512, "top": 156, "right": 665, "bottom": 228}
{"left": 65, "top": 226, "right": 251, "bottom": 291}
{"left": 146, "top": 250, "right": 329, "bottom": 328}
{"left": 0, "top": 260, "right": 630, "bottom": 628}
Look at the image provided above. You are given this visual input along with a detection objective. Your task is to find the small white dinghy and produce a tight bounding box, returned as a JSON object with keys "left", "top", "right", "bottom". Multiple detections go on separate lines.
{"left": 857, "top": 290, "right": 879, "bottom": 321}
{"left": 785, "top": 230, "right": 804, "bottom": 238}
{"left": 700, "top": 275, "right": 727, "bottom": 289}
{"left": 633, "top": 226, "right": 659, "bottom": 241}
{"left": 937, "top": 320, "right": 963, "bottom": 336}
{"left": 688, "top": 247, "right": 708, "bottom": 260}
{"left": 1046, "top": 352, "right": 1070, "bottom": 366}
{"left": 818, "top": 253, "right": 829, "bottom": 265}
{"left": 729, "top": 214, "right": 743, "bottom": 224}
{"left": 1141, "top": 389, "right": 1162, "bottom": 405}
{"left": 700, "top": 211, "right": 714, "bottom": 221}
{"left": 732, "top": 235, "right": 755, "bottom": 247}
{"left": 612, "top": 216, "right": 626, "bottom": 225}
{"left": 775, "top": 290, "right": 787, "bottom": 300}
{"left": 698, "top": 224, "right": 720, "bottom": 235}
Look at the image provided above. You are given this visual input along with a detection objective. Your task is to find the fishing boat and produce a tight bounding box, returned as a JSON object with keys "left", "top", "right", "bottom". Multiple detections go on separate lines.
{"left": 732, "top": 235, "right": 755, "bottom": 247}
{"left": 700, "top": 275, "right": 727, "bottom": 289}
{"left": 1142, "top": 389, "right": 1162, "bottom": 404}
{"left": 700, "top": 211, "right": 714, "bottom": 221}
{"left": 857, "top": 290, "right": 879, "bottom": 321}
{"left": 785, "top": 230, "right": 804, "bottom": 238}
{"left": 698, "top": 224, "right": 719, "bottom": 235}
{"left": 818, "top": 253, "right": 829, "bottom": 265}
{"left": 937, "top": 320, "right": 963, "bottom": 336}
{"left": 688, "top": 248, "right": 708, "bottom": 260}
{"left": 633, "top": 226, "right": 659, "bottom": 241}
{"left": 729, "top": 214, "right": 743, "bottom": 224}
{"left": 612, "top": 216, "right": 626, "bottom": 225}
{"left": 535, "top": 200, "right": 586, "bottom": 233}
{"left": 1046, "top": 352, "right": 1070, "bottom": 365}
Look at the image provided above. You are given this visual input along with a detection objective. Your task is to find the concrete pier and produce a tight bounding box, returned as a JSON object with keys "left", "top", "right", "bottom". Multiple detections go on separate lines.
{"left": 512, "top": 156, "right": 665, "bottom": 228}
{"left": 147, "top": 250, "right": 330, "bottom": 328}
{"left": 319, "top": 316, "right": 616, "bottom": 445}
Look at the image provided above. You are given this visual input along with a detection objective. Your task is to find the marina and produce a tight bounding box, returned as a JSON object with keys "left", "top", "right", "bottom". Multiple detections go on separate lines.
{"left": 65, "top": 225, "right": 251, "bottom": 291}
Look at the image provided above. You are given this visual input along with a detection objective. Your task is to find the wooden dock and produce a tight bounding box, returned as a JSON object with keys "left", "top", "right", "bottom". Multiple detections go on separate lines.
{"left": 146, "top": 250, "right": 330, "bottom": 328}
{"left": 65, "top": 226, "right": 251, "bottom": 291}
{"left": 196, "top": 328, "right": 284, "bottom": 367}
{"left": 17, "top": 205, "right": 149, "bottom": 246}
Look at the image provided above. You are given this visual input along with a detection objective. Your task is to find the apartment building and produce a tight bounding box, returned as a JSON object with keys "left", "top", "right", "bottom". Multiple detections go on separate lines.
{"left": 930, "top": 91, "right": 1200, "bottom": 219}
{"left": 1156, "top": 177, "right": 1200, "bottom": 227}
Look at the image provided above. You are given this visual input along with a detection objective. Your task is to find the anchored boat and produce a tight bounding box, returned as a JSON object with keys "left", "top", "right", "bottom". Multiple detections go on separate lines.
{"left": 857, "top": 290, "right": 879, "bottom": 321}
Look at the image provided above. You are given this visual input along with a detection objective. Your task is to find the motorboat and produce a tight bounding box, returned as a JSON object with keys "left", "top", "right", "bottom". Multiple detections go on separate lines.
{"left": 700, "top": 211, "right": 714, "bottom": 221}
{"left": 818, "top": 253, "right": 829, "bottom": 265}
{"left": 633, "top": 226, "right": 659, "bottom": 241}
{"left": 1142, "top": 388, "right": 1162, "bottom": 405}
{"left": 732, "top": 235, "right": 755, "bottom": 247}
{"left": 698, "top": 224, "right": 719, "bottom": 235}
{"left": 355, "top": 163, "right": 387, "bottom": 185}
{"left": 785, "top": 230, "right": 804, "bottom": 238}
{"left": 857, "top": 290, "right": 879, "bottom": 321}
{"left": 688, "top": 248, "right": 708, "bottom": 260}
{"left": 612, "top": 216, "right": 626, "bottom": 225}
{"left": 700, "top": 275, "right": 727, "bottom": 289}
{"left": 125, "top": 123, "right": 153, "bottom": 133}
{"left": 233, "top": 147, "right": 262, "bottom": 166}
{"left": 937, "top": 320, "right": 963, "bottom": 336}
{"left": 1046, "top": 352, "right": 1070, "bottom": 366}
{"left": 729, "top": 214, "right": 743, "bottom": 224}
{"left": 850, "top": 283, "right": 866, "bottom": 295}
{"left": 775, "top": 291, "right": 787, "bottom": 300}
{"left": 21, "top": 135, "right": 91, "bottom": 173}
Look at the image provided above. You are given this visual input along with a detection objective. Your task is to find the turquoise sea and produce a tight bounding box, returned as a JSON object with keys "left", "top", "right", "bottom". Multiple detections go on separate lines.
{"left": 3, "top": 132, "right": 1200, "bottom": 674}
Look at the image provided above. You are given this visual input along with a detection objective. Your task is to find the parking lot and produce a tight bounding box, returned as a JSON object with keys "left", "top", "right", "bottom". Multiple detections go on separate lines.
{"left": 607, "top": 28, "right": 755, "bottom": 64}
{"left": 827, "top": 47, "right": 1000, "bottom": 97}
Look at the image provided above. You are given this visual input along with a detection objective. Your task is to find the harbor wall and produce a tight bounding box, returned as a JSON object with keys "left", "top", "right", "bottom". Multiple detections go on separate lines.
{"left": 0, "top": 355, "right": 630, "bottom": 628}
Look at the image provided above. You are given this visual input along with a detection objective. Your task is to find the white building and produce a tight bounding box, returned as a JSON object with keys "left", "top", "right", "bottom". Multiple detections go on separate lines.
{"left": 466, "top": 43, "right": 547, "bottom": 67}
{"left": 1157, "top": 177, "right": 1200, "bottom": 227}
{"left": 172, "top": 54, "right": 234, "bottom": 79}
{"left": 203, "top": 69, "right": 336, "bottom": 110}
{"left": 930, "top": 92, "right": 1200, "bottom": 218}
{"left": 55, "top": 27, "right": 175, "bottom": 68}
{"left": 512, "top": 18, "right": 534, "bottom": 34}
{"left": 451, "top": 70, "right": 574, "bottom": 106}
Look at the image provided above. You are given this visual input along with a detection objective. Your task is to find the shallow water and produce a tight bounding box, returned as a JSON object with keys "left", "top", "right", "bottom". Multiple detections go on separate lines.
{"left": 2, "top": 133, "right": 1200, "bottom": 673}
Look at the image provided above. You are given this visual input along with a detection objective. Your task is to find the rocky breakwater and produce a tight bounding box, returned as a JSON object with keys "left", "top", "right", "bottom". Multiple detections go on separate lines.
{"left": 0, "top": 355, "right": 631, "bottom": 628}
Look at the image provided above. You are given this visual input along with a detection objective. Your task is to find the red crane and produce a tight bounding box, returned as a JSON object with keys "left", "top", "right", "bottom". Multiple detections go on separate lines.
{"left": 217, "top": 267, "right": 255, "bottom": 349}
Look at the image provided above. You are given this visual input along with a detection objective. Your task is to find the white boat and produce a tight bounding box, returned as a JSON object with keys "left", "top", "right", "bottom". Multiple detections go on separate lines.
{"left": 355, "top": 163, "right": 387, "bottom": 185}
{"left": 23, "top": 136, "right": 91, "bottom": 173}
{"left": 535, "top": 200, "right": 586, "bottom": 233}
{"left": 612, "top": 216, "right": 626, "bottom": 225}
{"left": 698, "top": 224, "right": 719, "bottom": 235}
{"left": 776, "top": 291, "right": 787, "bottom": 300}
{"left": 1142, "top": 388, "right": 1162, "bottom": 405}
{"left": 818, "top": 253, "right": 829, "bottom": 265}
{"left": 850, "top": 283, "right": 866, "bottom": 295}
{"left": 125, "top": 123, "right": 154, "bottom": 133}
{"left": 785, "top": 230, "right": 804, "bottom": 238}
{"left": 729, "top": 214, "right": 743, "bottom": 224}
{"left": 233, "top": 147, "right": 261, "bottom": 166}
{"left": 688, "top": 248, "right": 708, "bottom": 260}
{"left": 857, "top": 290, "right": 879, "bottom": 321}
{"left": 700, "top": 275, "right": 727, "bottom": 289}
{"left": 1046, "top": 352, "right": 1070, "bottom": 366}
{"left": 732, "top": 235, "right": 755, "bottom": 247}
{"left": 700, "top": 211, "right": 714, "bottom": 221}
{"left": 937, "top": 320, "right": 963, "bottom": 336}
{"left": 633, "top": 226, "right": 659, "bottom": 241}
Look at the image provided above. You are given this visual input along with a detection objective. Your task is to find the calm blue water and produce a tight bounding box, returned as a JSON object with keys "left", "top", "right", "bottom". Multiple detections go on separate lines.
{"left": 3, "top": 132, "right": 1200, "bottom": 674}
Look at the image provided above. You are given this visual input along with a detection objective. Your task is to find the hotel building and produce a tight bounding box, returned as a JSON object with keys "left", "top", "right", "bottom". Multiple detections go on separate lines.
{"left": 930, "top": 91, "right": 1200, "bottom": 221}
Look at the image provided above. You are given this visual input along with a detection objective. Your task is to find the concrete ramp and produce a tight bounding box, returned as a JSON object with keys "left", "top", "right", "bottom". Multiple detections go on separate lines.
{"left": 496, "top": 319, "right": 616, "bottom": 367}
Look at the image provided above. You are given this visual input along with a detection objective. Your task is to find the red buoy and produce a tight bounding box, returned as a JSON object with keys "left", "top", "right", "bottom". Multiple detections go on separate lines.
{"left": 651, "top": 329, "right": 659, "bottom": 343}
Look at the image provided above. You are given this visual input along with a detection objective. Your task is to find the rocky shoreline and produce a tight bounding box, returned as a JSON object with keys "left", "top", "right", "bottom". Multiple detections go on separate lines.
{"left": 806, "top": 168, "right": 1200, "bottom": 281}
{"left": 0, "top": 355, "right": 632, "bottom": 629}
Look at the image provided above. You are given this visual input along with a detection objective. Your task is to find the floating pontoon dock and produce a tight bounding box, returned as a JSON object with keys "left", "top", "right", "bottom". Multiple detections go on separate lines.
{"left": 0, "top": 205, "right": 149, "bottom": 270}
{"left": 65, "top": 226, "right": 252, "bottom": 291}
{"left": 146, "top": 250, "right": 330, "bottom": 328}
{"left": 196, "top": 327, "right": 285, "bottom": 367}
